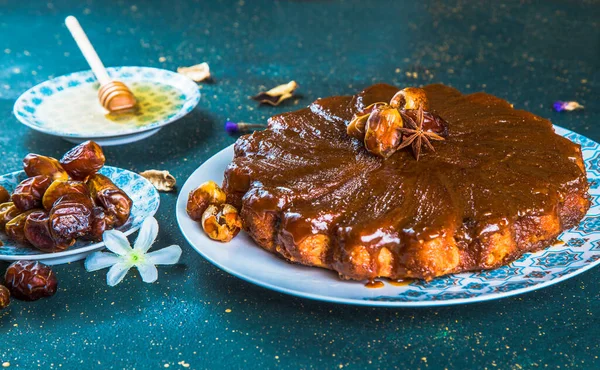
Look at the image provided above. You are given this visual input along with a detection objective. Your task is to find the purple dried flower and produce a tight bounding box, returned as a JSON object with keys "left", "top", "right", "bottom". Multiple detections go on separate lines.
{"left": 553, "top": 101, "right": 584, "bottom": 112}
{"left": 224, "top": 121, "right": 266, "bottom": 135}
{"left": 225, "top": 121, "right": 239, "bottom": 135}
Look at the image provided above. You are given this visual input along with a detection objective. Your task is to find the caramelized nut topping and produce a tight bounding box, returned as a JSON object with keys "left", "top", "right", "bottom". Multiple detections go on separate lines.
{"left": 201, "top": 204, "right": 242, "bottom": 242}
{"left": 390, "top": 87, "right": 430, "bottom": 110}
{"left": 187, "top": 181, "right": 226, "bottom": 221}
{"left": 347, "top": 86, "right": 447, "bottom": 160}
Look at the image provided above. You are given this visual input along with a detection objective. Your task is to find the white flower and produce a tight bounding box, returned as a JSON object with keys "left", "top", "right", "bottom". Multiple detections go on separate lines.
{"left": 85, "top": 217, "right": 182, "bottom": 286}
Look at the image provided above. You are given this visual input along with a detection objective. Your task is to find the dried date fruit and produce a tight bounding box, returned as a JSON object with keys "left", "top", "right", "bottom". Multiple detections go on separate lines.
{"left": 87, "top": 174, "right": 132, "bottom": 227}
{"left": 0, "top": 285, "right": 9, "bottom": 309}
{"left": 364, "top": 105, "right": 404, "bottom": 158}
{"left": 49, "top": 195, "right": 93, "bottom": 248}
{"left": 347, "top": 103, "right": 385, "bottom": 140}
{"left": 59, "top": 140, "right": 106, "bottom": 180}
{"left": 4, "top": 261, "right": 58, "bottom": 301}
{"left": 201, "top": 204, "right": 242, "bottom": 242}
{"left": 88, "top": 207, "right": 107, "bottom": 242}
{"left": 24, "top": 211, "right": 63, "bottom": 252}
{"left": 187, "top": 180, "right": 226, "bottom": 221}
{"left": 0, "top": 185, "right": 9, "bottom": 203}
{"left": 23, "top": 154, "right": 69, "bottom": 181}
{"left": 5, "top": 209, "right": 38, "bottom": 244}
{"left": 0, "top": 202, "right": 22, "bottom": 230}
{"left": 11, "top": 175, "right": 52, "bottom": 212}
{"left": 42, "top": 180, "right": 89, "bottom": 210}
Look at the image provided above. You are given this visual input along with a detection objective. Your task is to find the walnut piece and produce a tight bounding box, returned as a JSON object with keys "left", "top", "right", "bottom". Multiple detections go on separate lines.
{"left": 177, "top": 62, "right": 211, "bottom": 82}
{"left": 140, "top": 170, "right": 176, "bottom": 192}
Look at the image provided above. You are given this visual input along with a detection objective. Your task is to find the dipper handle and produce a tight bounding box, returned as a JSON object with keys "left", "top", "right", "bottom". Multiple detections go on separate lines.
{"left": 65, "top": 16, "right": 111, "bottom": 85}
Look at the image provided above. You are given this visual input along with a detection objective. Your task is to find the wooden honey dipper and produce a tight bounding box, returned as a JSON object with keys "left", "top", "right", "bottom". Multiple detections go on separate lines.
{"left": 65, "top": 16, "right": 137, "bottom": 113}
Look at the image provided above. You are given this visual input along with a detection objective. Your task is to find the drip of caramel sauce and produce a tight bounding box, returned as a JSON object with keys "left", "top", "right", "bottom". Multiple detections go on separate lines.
{"left": 388, "top": 279, "right": 413, "bottom": 286}
{"left": 365, "top": 280, "right": 385, "bottom": 289}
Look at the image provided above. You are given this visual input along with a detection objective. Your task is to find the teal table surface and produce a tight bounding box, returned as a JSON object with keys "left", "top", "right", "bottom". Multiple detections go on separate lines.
{"left": 0, "top": 0, "right": 598, "bottom": 369}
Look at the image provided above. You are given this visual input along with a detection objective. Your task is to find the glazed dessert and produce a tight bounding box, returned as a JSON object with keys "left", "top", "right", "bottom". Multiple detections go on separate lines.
{"left": 221, "top": 84, "right": 590, "bottom": 281}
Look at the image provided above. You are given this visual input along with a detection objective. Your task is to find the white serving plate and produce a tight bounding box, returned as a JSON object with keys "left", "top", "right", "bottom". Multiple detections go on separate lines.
{"left": 176, "top": 126, "right": 600, "bottom": 306}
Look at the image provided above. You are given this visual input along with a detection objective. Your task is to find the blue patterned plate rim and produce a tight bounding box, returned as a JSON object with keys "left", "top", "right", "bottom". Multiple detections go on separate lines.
{"left": 13, "top": 66, "right": 201, "bottom": 138}
{"left": 177, "top": 125, "right": 600, "bottom": 307}
{"left": 0, "top": 166, "right": 160, "bottom": 260}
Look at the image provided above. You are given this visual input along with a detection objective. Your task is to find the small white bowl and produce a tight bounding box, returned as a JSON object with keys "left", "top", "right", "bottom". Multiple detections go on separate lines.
{"left": 13, "top": 66, "right": 200, "bottom": 146}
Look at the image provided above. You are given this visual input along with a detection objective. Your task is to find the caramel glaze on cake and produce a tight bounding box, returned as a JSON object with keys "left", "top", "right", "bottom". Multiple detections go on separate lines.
{"left": 223, "top": 84, "right": 590, "bottom": 281}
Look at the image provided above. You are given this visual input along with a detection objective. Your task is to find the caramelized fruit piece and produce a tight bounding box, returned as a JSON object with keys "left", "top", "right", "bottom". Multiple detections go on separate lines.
{"left": 4, "top": 261, "right": 58, "bottom": 301}
{"left": 347, "top": 103, "right": 385, "bottom": 140}
{"left": 87, "top": 174, "right": 132, "bottom": 227}
{"left": 0, "top": 285, "right": 9, "bottom": 309}
{"left": 11, "top": 175, "right": 52, "bottom": 211}
{"left": 390, "top": 87, "right": 430, "bottom": 110}
{"left": 187, "top": 180, "right": 226, "bottom": 221}
{"left": 42, "top": 180, "right": 89, "bottom": 210}
{"left": 59, "top": 140, "right": 106, "bottom": 180}
{"left": 0, "top": 202, "right": 22, "bottom": 230}
{"left": 88, "top": 207, "right": 107, "bottom": 241}
{"left": 5, "top": 209, "right": 38, "bottom": 244}
{"left": 23, "top": 154, "right": 69, "bottom": 181}
{"left": 201, "top": 204, "right": 242, "bottom": 242}
{"left": 364, "top": 106, "right": 404, "bottom": 158}
{"left": 24, "top": 211, "right": 63, "bottom": 252}
{"left": 0, "top": 185, "right": 9, "bottom": 203}
{"left": 49, "top": 194, "right": 93, "bottom": 249}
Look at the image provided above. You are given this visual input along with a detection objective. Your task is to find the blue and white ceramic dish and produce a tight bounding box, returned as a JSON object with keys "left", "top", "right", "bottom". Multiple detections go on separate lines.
{"left": 13, "top": 66, "right": 200, "bottom": 146}
{"left": 0, "top": 166, "right": 160, "bottom": 265}
{"left": 177, "top": 126, "right": 600, "bottom": 307}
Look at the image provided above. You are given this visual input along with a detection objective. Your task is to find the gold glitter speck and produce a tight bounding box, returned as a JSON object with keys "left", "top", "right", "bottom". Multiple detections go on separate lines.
{"left": 2, "top": 362, "right": 10, "bottom": 368}
{"left": 225, "top": 309, "right": 232, "bottom": 313}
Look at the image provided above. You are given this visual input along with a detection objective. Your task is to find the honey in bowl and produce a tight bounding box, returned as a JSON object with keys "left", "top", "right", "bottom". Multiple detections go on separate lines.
{"left": 35, "top": 81, "right": 185, "bottom": 135}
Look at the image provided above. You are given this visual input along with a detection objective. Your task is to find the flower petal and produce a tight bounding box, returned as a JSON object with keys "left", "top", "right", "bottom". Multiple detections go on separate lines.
{"left": 85, "top": 251, "right": 120, "bottom": 271}
{"left": 146, "top": 245, "right": 182, "bottom": 265}
{"left": 103, "top": 229, "right": 132, "bottom": 256}
{"left": 136, "top": 261, "right": 158, "bottom": 283}
{"left": 134, "top": 217, "right": 159, "bottom": 252}
{"left": 106, "top": 262, "right": 132, "bottom": 286}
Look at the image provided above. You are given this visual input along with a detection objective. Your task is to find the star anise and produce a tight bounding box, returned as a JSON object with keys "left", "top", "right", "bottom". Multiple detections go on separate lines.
{"left": 398, "top": 105, "right": 445, "bottom": 160}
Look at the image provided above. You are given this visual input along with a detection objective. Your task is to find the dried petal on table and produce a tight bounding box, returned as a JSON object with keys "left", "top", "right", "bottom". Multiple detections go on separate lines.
{"left": 252, "top": 81, "right": 298, "bottom": 106}
{"left": 177, "top": 62, "right": 211, "bottom": 82}
{"left": 553, "top": 101, "right": 584, "bottom": 112}
{"left": 139, "top": 170, "right": 177, "bottom": 192}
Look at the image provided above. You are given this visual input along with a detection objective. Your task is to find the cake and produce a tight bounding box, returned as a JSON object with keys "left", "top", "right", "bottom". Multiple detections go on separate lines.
{"left": 222, "top": 84, "right": 590, "bottom": 281}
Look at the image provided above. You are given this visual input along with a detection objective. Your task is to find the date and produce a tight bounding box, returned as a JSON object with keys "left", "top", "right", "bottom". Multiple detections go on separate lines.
{"left": 87, "top": 174, "right": 132, "bottom": 227}
{"left": 59, "top": 141, "right": 105, "bottom": 180}
{"left": 4, "top": 261, "right": 58, "bottom": 301}
{"left": 24, "top": 211, "right": 63, "bottom": 252}
{"left": 23, "top": 154, "right": 69, "bottom": 181}
{"left": 11, "top": 175, "right": 52, "bottom": 211}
